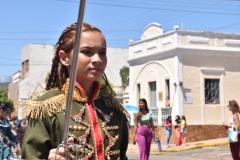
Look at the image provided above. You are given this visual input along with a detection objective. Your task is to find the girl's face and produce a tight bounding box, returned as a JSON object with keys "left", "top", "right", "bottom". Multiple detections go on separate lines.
{"left": 62, "top": 30, "right": 107, "bottom": 86}
{"left": 228, "top": 104, "right": 234, "bottom": 112}
{"left": 0, "top": 108, "right": 10, "bottom": 119}
{"left": 139, "top": 101, "right": 146, "bottom": 110}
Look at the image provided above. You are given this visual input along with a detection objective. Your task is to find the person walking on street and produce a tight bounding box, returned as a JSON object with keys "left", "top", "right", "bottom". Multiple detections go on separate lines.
{"left": 174, "top": 115, "right": 182, "bottom": 146}
{"left": 133, "top": 98, "right": 156, "bottom": 160}
{"left": 223, "top": 100, "right": 240, "bottom": 160}
{"left": 180, "top": 116, "right": 187, "bottom": 147}
{"left": 164, "top": 116, "right": 172, "bottom": 148}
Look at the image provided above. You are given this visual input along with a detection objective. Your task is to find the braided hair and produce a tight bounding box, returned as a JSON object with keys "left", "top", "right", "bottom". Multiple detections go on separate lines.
{"left": 46, "top": 23, "right": 115, "bottom": 96}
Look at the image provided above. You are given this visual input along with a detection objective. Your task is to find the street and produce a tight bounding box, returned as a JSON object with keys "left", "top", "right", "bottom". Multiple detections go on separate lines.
{"left": 127, "top": 146, "right": 232, "bottom": 160}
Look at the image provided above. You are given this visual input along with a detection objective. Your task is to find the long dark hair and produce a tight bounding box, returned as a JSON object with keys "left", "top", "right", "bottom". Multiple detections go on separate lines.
{"left": 45, "top": 23, "right": 115, "bottom": 96}
{"left": 139, "top": 98, "right": 149, "bottom": 113}
{"left": 166, "top": 116, "right": 172, "bottom": 123}
{"left": 0, "top": 102, "right": 10, "bottom": 111}
{"left": 138, "top": 98, "right": 149, "bottom": 119}
{"left": 175, "top": 115, "right": 180, "bottom": 123}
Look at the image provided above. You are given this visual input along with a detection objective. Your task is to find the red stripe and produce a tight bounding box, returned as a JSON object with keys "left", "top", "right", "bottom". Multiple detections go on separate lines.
{"left": 85, "top": 82, "right": 104, "bottom": 160}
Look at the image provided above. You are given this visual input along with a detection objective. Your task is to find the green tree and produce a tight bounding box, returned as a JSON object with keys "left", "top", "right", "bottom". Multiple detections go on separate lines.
{"left": 0, "top": 88, "right": 14, "bottom": 112}
{"left": 119, "top": 66, "right": 129, "bottom": 89}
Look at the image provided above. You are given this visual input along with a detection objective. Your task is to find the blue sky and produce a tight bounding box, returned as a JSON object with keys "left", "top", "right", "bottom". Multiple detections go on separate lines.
{"left": 0, "top": 0, "right": 240, "bottom": 81}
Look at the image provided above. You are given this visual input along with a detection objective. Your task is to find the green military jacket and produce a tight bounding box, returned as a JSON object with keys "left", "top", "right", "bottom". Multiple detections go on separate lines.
{"left": 20, "top": 80, "right": 129, "bottom": 160}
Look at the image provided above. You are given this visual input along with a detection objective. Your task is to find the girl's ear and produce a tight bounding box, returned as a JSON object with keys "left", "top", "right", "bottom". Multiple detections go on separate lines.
{"left": 59, "top": 50, "right": 71, "bottom": 67}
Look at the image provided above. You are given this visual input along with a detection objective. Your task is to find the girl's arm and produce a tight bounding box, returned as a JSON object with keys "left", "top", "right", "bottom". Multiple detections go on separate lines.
{"left": 133, "top": 113, "right": 139, "bottom": 141}
{"left": 233, "top": 113, "right": 240, "bottom": 130}
{"left": 6, "top": 126, "right": 16, "bottom": 145}
{"left": 149, "top": 118, "right": 156, "bottom": 138}
{"left": 150, "top": 118, "right": 155, "bottom": 131}
{"left": 11, "top": 129, "right": 17, "bottom": 137}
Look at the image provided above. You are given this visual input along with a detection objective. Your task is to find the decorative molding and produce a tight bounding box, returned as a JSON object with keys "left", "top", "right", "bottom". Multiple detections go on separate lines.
{"left": 128, "top": 47, "right": 240, "bottom": 66}
{"left": 147, "top": 69, "right": 158, "bottom": 80}
{"left": 188, "top": 36, "right": 209, "bottom": 44}
{"left": 200, "top": 68, "right": 225, "bottom": 72}
{"left": 162, "top": 38, "right": 172, "bottom": 45}
{"left": 133, "top": 46, "right": 143, "bottom": 53}
{"left": 224, "top": 39, "right": 240, "bottom": 46}
{"left": 146, "top": 43, "right": 157, "bottom": 50}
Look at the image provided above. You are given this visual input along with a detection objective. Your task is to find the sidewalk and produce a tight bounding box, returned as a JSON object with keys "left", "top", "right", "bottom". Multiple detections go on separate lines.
{"left": 127, "top": 138, "right": 229, "bottom": 153}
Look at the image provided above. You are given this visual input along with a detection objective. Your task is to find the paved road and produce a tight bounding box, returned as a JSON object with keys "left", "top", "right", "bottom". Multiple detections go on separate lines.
{"left": 11, "top": 145, "right": 232, "bottom": 160}
{"left": 127, "top": 146, "right": 232, "bottom": 160}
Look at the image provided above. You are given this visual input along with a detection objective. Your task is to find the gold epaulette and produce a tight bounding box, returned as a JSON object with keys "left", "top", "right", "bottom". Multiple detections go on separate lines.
{"left": 100, "top": 92, "right": 131, "bottom": 121}
{"left": 17, "top": 90, "right": 66, "bottom": 119}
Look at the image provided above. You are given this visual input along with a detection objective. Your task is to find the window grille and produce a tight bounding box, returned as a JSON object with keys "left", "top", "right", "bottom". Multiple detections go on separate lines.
{"left": 161, "top": 107, "right": 172, "bottom": 126}
{"left": 205, "top": 79, "right": 220, "bottom": 104}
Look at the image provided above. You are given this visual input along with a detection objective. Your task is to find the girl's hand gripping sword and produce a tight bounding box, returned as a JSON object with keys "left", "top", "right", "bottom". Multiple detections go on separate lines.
{"left": 56, "top": 0, "right": 87, "bottom": 159}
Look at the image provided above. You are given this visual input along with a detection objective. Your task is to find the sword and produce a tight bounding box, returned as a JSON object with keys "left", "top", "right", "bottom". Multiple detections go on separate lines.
{"left": 56, "top": 0, "right": 87, "bottom": 159}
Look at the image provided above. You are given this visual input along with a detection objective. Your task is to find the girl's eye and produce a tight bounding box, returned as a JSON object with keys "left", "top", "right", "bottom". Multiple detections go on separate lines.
{"left": 81, "top": 50, "right": 92, "bottom": 54}
{"left": 100, "top": 51, "right": 106, "bottom": 55}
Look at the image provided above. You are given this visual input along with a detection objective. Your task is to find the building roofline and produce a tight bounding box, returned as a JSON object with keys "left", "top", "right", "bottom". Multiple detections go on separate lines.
{"left": 129, "top": 29, "right": 240, "bottom": 46}
{"left": 12, "top": 71, "right": 21, "bottom": 75}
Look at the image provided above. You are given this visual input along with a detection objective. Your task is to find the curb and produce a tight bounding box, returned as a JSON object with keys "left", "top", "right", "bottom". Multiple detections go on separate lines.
{"left": 127, "top": 142, "right": 229, "bottom": 154}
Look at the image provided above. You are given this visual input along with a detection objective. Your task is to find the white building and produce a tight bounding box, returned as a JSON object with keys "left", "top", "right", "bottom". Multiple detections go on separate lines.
{"left": 128, "top": 23, "right": 240, "bottom": 126}
{"left": 19, "top": 44, "right": 54, "bottom": 100}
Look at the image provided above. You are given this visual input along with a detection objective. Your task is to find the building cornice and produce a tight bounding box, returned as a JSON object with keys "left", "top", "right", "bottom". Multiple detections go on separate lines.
{"left": 129, "top": 30, "right": 240, "bottom": 47}
{"left": 128, "top": 46, "right": 240, "bottom": 66}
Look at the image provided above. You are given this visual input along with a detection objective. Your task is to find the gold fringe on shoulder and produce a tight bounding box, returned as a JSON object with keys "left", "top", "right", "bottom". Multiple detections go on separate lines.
{"left": 100, "top": 92, "right": 131, "bottom": 121}
{"left": 17, "top": 93, "right": 66, "bottom": 119}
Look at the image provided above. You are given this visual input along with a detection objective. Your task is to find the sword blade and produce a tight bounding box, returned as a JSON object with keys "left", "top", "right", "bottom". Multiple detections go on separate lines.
{"left": 61, "top": 0, "right": 87, "bottom": 145}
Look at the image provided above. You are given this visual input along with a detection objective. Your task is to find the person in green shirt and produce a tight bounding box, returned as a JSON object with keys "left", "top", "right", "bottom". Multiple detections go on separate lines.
{"left": 19, "top": 22, "right": 130, "bottom": 160}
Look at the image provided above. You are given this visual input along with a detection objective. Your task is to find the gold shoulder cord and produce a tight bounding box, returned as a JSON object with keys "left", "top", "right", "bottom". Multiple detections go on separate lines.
{"left": 17, "top": 91, "right": 66, "bottom": 119}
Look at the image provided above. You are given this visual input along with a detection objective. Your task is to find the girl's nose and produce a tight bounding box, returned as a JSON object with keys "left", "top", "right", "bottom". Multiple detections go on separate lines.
{"left": 92, "top": 53, "right": 102, "bottom": 64}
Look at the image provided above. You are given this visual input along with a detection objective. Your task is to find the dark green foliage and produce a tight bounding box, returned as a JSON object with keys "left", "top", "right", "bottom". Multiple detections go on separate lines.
{"left": 119, "top": 66, "right": 129, "bottom": 89}
{"left": 0, "top": 89, "right": 14, "bottom": 112}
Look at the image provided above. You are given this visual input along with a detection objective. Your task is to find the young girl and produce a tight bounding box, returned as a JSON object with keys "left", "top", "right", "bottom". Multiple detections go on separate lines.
{"left": 174, "top": 115, "right": 182, "bottom": 146}
{"left": 19, "top": 23, "right": 130, "bottom": 160}
{"left": 164, "top": 116, "right": 172, "bottom": 148}
{"left": 0, "top": 102, "right": 17, "bottom": 159}
{"left": 180, "top": 115, "right": 187, "bottom": 147}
